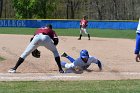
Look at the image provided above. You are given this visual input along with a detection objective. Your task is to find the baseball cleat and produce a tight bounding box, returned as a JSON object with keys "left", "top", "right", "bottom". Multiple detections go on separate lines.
{"left": 78, "top": 38, "right": 81, "bottom": 40}
{"left": 8, "top": 68, "right": 16, "bottom": 73}
{"left": 61, "top": 52, "right": 68, "bottom": 57}
{"left": 59, "top": 69, "right": 64, "bottom": 73}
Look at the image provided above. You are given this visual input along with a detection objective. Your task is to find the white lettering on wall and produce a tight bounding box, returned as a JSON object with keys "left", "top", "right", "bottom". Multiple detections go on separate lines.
{"left": 0, "top": 20, "right": 26, "bottom": 27}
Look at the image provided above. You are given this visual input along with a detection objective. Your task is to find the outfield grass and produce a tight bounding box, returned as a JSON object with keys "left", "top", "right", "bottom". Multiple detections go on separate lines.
{"left": 0, "top": 27, "right": 36, "bottom": 35}
{"left": 0, "top": 27, "right": 136, "bottom": 39}
{"left": 57, "top": 29, "right": 136, "bottom": 39}
{"left": 0, "top": 80, "right": 140, "bottom": 93}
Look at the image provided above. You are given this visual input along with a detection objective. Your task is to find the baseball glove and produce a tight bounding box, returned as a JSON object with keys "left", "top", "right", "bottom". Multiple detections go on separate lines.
{"left": 32, "top": 49, "right": 40, "bottom": 58}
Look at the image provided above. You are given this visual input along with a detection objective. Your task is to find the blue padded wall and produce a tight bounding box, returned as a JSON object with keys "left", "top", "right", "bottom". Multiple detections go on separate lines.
{"left": 0, "top": 19, "right": 138, "bottom": 30}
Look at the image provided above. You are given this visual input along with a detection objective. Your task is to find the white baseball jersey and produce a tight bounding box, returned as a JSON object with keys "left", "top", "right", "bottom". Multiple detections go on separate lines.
{"left": 65, "top": 56, "right": 98, "bottom": 69}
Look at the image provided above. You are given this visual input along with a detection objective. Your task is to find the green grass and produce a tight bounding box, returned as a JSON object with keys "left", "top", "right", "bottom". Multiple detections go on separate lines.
{"left": 0, "top": 27, "right": 136, "bottom": 39}
{"left": 58, "top": 29, "right": 136, "bottom": 39}
{"left": 0, "top": 27, "right": 36, "bottom": 35}
{"left": 0, "top": 56, "right": 5, "bottom": 62}
{"left": 0, "top": 80, "right": 140, "bottom": 93}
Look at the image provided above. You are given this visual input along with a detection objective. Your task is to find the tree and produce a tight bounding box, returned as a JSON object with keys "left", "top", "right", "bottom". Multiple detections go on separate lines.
{"left": 94, "top": 0, "right": 104, "bottom": 20}
{"left": 65, "top": 0, "right": 82, "bottom": 19}
{"left": 0, "top": 0, "right": 3, "bottom": 17}
{"left": 6, "top": 0, "right": 140, "bottom": 20}
{"left": 12, "top": 0, "right": 32, "bottom": 18}
{"left": 12, "top": 0, "right": 57, "bottom": 19}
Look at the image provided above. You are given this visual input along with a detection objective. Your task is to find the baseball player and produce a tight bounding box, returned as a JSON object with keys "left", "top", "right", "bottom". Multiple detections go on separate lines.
{"left": 8, "top": 24, "right": 64, "bottom": 73}
{"left": 135, "top": 18, "right": 140, "bottom": 62}
{"left": 78, "top": 15, "right": 90, "bottom": 40}
{"left": 61, "top": 49, "right": 102, "bottom": 73}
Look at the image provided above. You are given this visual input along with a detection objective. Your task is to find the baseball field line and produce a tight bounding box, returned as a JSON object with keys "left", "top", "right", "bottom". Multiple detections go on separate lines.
{"left": 0, "top": 72, "right": 140, "bottom": 81}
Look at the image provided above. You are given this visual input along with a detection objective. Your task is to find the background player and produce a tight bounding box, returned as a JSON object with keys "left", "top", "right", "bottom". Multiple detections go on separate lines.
{"left": 135, "top": 18, "right": 140, "bottom": 62}
{"left": 61, "top": 49, "right": 102, "bottom": 73}
{"left": 78, "top": 15, "right": 90, "bottom": 40}
{"left": 8, "top": 24, "right": 64, "bottom": 73}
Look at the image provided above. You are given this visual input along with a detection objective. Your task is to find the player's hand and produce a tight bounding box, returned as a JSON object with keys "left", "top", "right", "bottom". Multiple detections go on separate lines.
{"left": 136, "top": 54, "right": 140, "bottom": 62}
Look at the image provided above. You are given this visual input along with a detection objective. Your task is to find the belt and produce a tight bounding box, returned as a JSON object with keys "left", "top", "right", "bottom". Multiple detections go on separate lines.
{"left": 42, "top": 33, "right": 48, "bottom": 35}
{"left": 36, "top": 33, "right": 47, "bottom": 35}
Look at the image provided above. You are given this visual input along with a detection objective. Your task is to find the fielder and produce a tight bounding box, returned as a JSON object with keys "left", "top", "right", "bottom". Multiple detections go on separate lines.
{"left": 61, "top": 50, "right": 102, "bottom": 73}
{"left": 135, "top": 18, "right": 140, "bottom": 62}
{"left": 8, "top": 24, "right": 64, "bottom": 73}
{"left": 78, "top": 15, "right": 90, "bottom": 40}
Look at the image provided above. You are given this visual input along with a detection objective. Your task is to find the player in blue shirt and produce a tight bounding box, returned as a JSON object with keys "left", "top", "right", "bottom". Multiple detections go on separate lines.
{"left": 61, "top": 49, "right": 102, "bottom": 73}
{"left": 135, "top": 18, "right": 140, "bottom": 62}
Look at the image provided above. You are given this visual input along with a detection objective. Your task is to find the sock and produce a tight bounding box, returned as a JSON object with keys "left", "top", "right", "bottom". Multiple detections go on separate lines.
{"left": 97, "top": 60, "right": 102, "bottom": 70}
{"left": 55, "top": 56, "right": 63, "bottom": 70}
{"left": 88, "top": 34, "right": 90, "bottom": 40}
{"left": 79, "top": 34, "right": 82, "bottom": 39}
{"left": 13, "top": 57, "right": 24, "bottom": 70}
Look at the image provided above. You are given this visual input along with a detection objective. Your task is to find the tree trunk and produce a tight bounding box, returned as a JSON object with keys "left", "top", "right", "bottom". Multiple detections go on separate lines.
{"left": 94, "top": 0, "right": 103, "bottom": 20}
{"left": 112, "top": 0, "right": 118, "bottom": 20}
{"left": 0, "top": 0, "right": 3, "bottom": 18}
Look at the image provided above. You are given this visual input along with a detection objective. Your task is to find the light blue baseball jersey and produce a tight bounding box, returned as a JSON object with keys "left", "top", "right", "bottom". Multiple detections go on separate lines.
{"left": 64, "top": 56, "right": 98, "bottom": 69}
{"left": 74, "top": 56, "right": 98, "bottom": 67}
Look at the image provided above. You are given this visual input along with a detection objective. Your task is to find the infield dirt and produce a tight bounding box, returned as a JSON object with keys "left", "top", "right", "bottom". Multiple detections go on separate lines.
{"left": 0, "top": 34, "right": 139, "bottom": 81}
